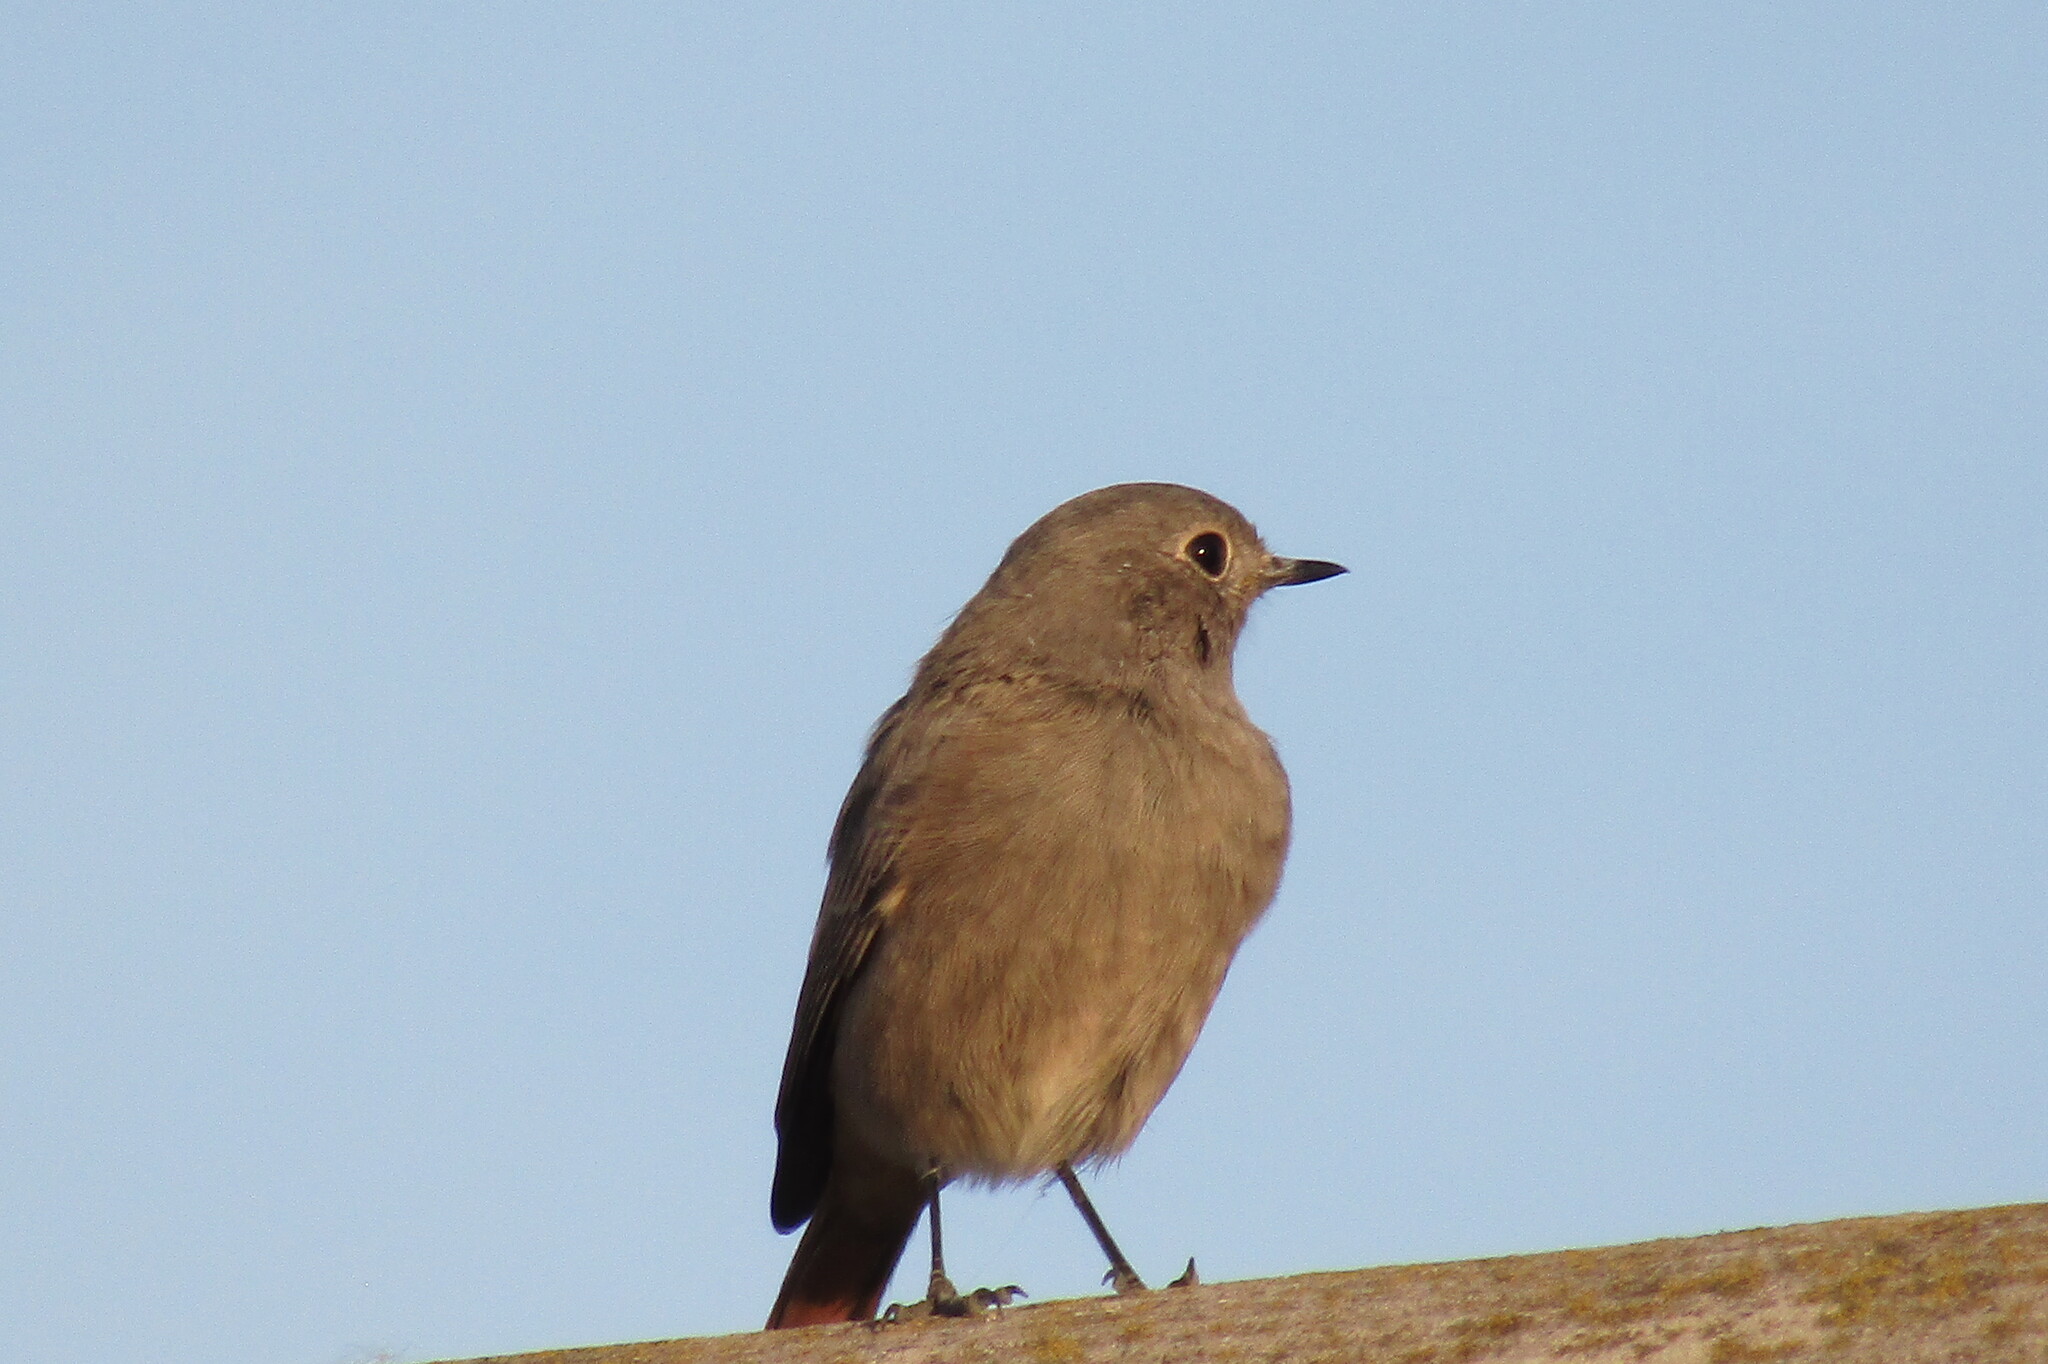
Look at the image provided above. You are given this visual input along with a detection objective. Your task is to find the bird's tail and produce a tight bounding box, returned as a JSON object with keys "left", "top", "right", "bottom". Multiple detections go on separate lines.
{"left": 766, "top": 1163, "right": 925, "bottom": 1329}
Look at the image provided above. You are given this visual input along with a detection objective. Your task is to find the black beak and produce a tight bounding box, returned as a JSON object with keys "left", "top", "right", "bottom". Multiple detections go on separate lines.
{"left": 1268, "top": 556, "right": 1348, "bottom": 587}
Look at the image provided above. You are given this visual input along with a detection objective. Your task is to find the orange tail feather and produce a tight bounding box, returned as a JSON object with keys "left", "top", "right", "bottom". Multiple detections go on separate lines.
{"left": 766, "top": 1169, "right": 924, "bottom": 1329}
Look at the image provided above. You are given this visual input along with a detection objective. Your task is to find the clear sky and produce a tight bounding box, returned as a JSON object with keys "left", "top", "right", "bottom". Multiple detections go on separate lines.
{"left": 4, "top": 5, "right": 2043, "bottom": 1363}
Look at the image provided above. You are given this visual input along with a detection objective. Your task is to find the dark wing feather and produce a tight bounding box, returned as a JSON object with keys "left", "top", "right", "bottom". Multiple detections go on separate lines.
{"left": 769, "top": 698, "right": 911, "bottom": 1232}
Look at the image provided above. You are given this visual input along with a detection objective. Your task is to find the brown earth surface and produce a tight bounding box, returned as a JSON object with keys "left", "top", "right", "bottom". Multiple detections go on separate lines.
{"left": 434, "top": 1201, "right": 2048, "bottom": 1363}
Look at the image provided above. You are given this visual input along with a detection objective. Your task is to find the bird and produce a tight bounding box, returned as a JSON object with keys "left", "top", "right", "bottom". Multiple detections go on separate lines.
{"left": 765, "top": 482, "right": 1344, "bottom": 1329}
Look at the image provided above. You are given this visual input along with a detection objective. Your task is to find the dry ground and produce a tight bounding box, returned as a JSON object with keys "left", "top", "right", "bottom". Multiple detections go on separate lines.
{"left": 434, "top": 1201, "right": 2048, "bottom": 1364}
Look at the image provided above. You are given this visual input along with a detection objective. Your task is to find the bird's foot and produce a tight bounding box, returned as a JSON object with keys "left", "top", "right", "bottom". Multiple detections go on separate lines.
{"left": 1101, "top": 1265, "right": 1149, "bottom": 1295}
{"left": 969, "top": 1284, "right": 1027, "bottom": 1311}
{"left": 1095, "top": 1258, "right": 1194, "bottom": 1295}
{"left": 878, "top": 1276, "right": 1026, "bottom": 1326}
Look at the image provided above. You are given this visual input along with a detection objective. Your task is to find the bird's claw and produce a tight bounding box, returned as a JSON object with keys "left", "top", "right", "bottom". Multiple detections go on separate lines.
{"left": 971, "top": 1284, "right": 1026, "bottom": 1309}
{"left": 1095, "top": 1258, "right": 1194, "bottom": 1295}
{"left": 1102, "top": 1266, "right": 1149, "bottom": 1295}
{"left": 876, "top": 1280, "right": 1026, "bottom": 1326}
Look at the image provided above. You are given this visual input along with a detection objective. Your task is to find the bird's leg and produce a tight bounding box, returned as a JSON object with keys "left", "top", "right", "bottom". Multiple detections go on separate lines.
{"left": 1055, "top": 1163, "right": 1148, "bottom": 1294}
{"left": 922, "top": 1168, "right": 971, "bottom": 1316}
{"left": 878, "top": 1168, "right": 1025, "bottom": 1325}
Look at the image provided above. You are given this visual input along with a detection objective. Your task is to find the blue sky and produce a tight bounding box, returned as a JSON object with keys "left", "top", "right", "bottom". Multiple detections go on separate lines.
{"left": 4, "top": 5, "right": 2044, "bottom": 1362}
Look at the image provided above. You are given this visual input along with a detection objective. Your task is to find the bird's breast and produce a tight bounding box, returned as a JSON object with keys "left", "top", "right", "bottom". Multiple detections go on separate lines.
{"left": 831, "top": 688, "right": 1291, "bottom": 1180}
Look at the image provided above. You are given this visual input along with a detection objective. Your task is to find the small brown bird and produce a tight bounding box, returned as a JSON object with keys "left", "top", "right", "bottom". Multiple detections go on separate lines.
{"left": 766, "top": 483, "right": 1344, "bottom": 1329}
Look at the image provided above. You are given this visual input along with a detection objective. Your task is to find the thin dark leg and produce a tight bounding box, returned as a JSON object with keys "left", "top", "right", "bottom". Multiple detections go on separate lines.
{"left": 877, "top": 1167, "right": 1025, "bottom": 1324}
{"left": 923, "top": 1168, "right": 970, "bottom": 1315}
{"left": 1055, "top": 1162, "right": 1147, "bottom": 1294}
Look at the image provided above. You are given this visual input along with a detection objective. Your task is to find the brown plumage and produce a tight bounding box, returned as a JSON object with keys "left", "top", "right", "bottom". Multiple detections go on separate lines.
{"left": 767, "top": 483, "right": 1344, "bottom": 1328}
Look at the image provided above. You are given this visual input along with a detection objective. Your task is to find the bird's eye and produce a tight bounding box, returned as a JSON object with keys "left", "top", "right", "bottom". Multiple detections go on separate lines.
{"left": 1186, "top": 531, "right": 1229, "bottom": 577}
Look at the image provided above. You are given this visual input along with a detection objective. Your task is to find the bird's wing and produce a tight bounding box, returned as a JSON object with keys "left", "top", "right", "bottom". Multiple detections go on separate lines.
{"left": 769, "top": 697, "right": 912, "bottom": 1232}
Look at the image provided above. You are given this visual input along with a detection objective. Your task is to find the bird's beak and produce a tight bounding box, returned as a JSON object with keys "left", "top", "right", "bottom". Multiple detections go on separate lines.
{"left": 1267, "top": 556, "right": 1348, "bottom": 587}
